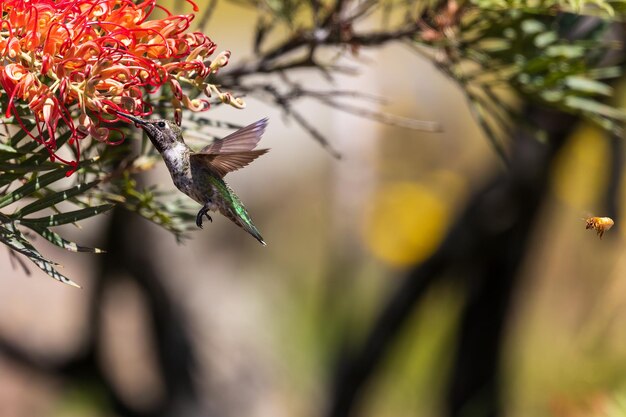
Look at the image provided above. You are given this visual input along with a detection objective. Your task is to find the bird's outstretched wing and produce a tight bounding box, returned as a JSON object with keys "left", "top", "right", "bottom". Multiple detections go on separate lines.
{"left": 191, "top": 149, "right": 269, "bottom": 177}
{"left": 190, "top": 118, "right": 269, "bottom": 177}
{"left": 199, "top": 118, "right": 268, "bottom": 154}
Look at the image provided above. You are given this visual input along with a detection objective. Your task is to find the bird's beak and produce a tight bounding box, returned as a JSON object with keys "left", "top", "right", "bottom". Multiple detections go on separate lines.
{"left": 113, "top": 110, "right": 148, "bottom": 126}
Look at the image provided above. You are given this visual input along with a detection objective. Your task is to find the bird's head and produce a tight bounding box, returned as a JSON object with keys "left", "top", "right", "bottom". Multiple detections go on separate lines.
{"left": 114, "top": 110, "right": 183, "bottom": 153}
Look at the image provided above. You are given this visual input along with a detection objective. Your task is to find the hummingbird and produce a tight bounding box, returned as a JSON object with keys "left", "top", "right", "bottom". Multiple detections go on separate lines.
{"left": 115, "top": 111, "right": 269, "bottom": 245}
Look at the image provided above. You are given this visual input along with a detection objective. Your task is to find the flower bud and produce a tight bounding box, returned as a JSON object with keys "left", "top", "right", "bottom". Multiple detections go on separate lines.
{"left": 209, "top": 50, "right": 231, "bottom": 71}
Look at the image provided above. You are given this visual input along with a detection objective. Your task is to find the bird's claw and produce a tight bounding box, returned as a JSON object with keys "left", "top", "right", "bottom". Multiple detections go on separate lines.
{"left": 196, "top": 207, "right": 212, "bottom": 229}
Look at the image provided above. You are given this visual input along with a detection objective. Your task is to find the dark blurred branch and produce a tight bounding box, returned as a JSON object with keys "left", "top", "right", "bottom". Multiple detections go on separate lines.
{"left": 326, "top": 15, "right": 626, "bottom": 417}
{"left": 328, "top": 251, "right": 447, "bottom": 417}
{"left": 0, "top": 203, "right": 201, "bottom": 417}
{"left": 197, "top": 0, "right": 219, "bottom": 29}
{"left": 94, "top": 207, "right": 200, "bottom": 416}
{"left": 326, "top": 106, "right": 579, "bottom": 417}
{"left": 223, "top": 23, "right": 420, "bottom": 82}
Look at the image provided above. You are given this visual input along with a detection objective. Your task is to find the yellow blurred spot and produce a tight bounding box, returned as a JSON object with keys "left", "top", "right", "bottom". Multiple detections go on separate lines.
{"left": 131, "top": 155, "right": 158, "bottom": 172}
{"left": 363, "top": 182, "right": 450, "bottom": 267}
{"left": 552, "top": 124, "right": 609, "bottom": 210}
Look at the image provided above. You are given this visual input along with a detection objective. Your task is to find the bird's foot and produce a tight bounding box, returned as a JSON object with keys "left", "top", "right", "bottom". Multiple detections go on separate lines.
{"left": 195, "top": 207, "right": 212, "bottom": 228}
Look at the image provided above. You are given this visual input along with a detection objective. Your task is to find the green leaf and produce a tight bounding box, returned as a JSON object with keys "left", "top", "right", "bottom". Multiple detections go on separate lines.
{"left": 0, "top": 173, "right": 25, "bottom": 188}
{"left": 0, "top": 168, "right": 70, "bottom": 209}
{"left": 0, "top": 161, "right": 64, "bottom": 173}
{"left": 540, "top": 89, "right": 565, "bottom": 102}
{"left": 26, "top": 225, "right": 105, "bottom": 253}
{"left": 564, "top": 76, "right": 613, "bottom": 96}
{"left": 476, "top": 38, "right": 511, "bottom": 52}
{"left": 534, "top": 31, "right": 558, "bottom": 48}
{"left": 564, "top": 96, "right": 626, "bottom": 120}
{"left": 589, "top": 66, "right": 622, "bottom": 79}
{"left": 521, "top": 19, "right": 545, "bottom": 35}
{"left": 0, "top": 225, "right": 81, "bottom": 287}
{"left": 0, "top": 158, "right": 97, "bottom": 209}
{"left": 0, "top": 143, "right": 18, "bottom": 153}
{"left": 5, "top": 128, "right": 76, "bottom": 166}
{"left": 20, "top": 204, "right": 114, "bottom": 227}
{"left": 15, "top": 180, "right": 101, "bottom": 217}
{"left": 545, "top": 44, "right": 585, "bottom": 58}
{"left": 9, "top": 122, "right": 33, "bottom": 147}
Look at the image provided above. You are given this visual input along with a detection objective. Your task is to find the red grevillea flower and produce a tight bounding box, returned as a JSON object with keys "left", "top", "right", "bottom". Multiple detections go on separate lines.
{"left": 0, "top": 0, "right": 239, "bottom": 174}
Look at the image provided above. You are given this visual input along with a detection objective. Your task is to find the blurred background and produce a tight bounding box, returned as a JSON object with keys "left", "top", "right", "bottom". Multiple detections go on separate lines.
{"left": 1, "top": 2, "right": 626, "bottom": 417}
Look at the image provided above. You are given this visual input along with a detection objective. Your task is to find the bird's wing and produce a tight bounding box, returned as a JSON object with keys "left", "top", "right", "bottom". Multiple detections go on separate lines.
{"left": 190, "top": 149, "right": 269, "bottom": 177}
{"left": 199, "top": 118, "right": 268, "bottom": 154}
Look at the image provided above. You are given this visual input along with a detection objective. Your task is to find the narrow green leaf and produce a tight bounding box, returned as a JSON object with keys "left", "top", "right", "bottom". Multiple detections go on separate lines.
{"left": 0, "top": 172, "right": 24, "bottom": 187}
{"left": 0, "top": 152, "right": 24, "bottom": 163}
{"left": 586, "top": 113, "right": 623, "bottom": 134}
{"left": 20, "top": 204, "right": 114, "bottom": 227}
{"left": 476, "top": 38, "right": 511, "bottom": 52}
{"left": 0, "top": 226, "right": 81, "bottom": 287}
{"left": 0, "top": 143, "right": 18, "bottom": 153}
{"left": 565, "top": 76, "right": 613, "bottom": 96}
{"left": 589, "top": 66, "right": 622, "bottom": 80}
{"left": 540, "top": 89, "right": 565, "bottom": 102}
{"left": 0, "top": 225, "right": 50, "bottom": 263}
{"left": 0, "top": 158, "right": 97, "bottom": 209}
{"left": 13, "top": 140, "right": 42, "bottom": 155}
{"left": 521, "top": 19, "right": 545, "bottom": 35}
{"left": 0, "top": 141, "right": 29, "bottom": 162}
{"left": 546, "top": 45, "right": 585, "bottom": 58}
{"left": 0, "top": 161, "right": 63, "bottom": 173}
{"left": 15, "top": 180, "right": 101, "bottom": 217}
{"left": 9, "top": 121, "right": 34, "bottom": 147}
{"left": 534, "top": 31, "right": 557, "bottom": 48}
{"left": 564, "top": 96, "right": 626, "bottom": 120}
{"left": 0, "top": 168, "right": 70, "bottom": 209}
{"left": 26, "top": 225, "right": 105, "bottom": 253}
{"left": 12, "top": 129, "right": 75, "bottom": 166}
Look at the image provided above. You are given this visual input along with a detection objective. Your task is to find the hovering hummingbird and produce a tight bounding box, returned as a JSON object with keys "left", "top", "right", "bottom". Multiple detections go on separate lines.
{"left": 115, "top": 111, "right": 269, "bottom": 245}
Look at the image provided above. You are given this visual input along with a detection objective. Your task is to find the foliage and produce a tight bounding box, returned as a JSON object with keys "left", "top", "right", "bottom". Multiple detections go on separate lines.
{"left": 2, "top": 0, "right": 626, "bottom": 285}
{"left": 219, "top": 0, "right": 626, "bottom": 160}
{"left": 0, "top": 0, "right": 236, "bottom": 286}
{"left": 0, "top": 116, "right": 195, "bottom": 287}
{"left": 417, "top": 3, "right": 624, "bottom": 159}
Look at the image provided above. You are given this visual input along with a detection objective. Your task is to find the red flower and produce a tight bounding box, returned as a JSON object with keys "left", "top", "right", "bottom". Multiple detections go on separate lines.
{"left": 0, "top": 0, "right": 238, "bottom": 174}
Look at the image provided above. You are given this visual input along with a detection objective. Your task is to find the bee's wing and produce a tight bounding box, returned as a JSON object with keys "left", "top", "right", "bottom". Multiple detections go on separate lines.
{"left": 190, "top": 149, "right": 269, "bottom": 178}
{"left": 199, "top": 118, "right": 268, "bottom": 154}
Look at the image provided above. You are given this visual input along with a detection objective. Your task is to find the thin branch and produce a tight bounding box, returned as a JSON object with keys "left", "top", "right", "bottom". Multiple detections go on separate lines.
{"left": 197, "top": 0, "right": 219, "bottom": 30}
{"left": 285, "top": 106, "right": 342, "bottom": 158}
{"left": 312, "top": 95, "right": 441, "bottom": 131}
{"left": 223, "top": 24, "right": 421, "bottom": 81}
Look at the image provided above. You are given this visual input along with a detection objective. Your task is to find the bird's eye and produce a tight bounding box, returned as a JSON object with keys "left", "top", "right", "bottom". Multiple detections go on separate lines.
{"left": 157, "top": 121, "right": 167, "bottom": 128}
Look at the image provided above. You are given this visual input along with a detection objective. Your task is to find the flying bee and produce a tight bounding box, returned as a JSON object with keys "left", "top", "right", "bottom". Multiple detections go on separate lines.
{"left": 585, "top": 216, "right": 614, "bottom": 239}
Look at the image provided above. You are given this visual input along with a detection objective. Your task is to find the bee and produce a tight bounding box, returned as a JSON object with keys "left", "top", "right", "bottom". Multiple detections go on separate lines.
{"left": 585, "top": 216, "right": 614, "bottom": 239}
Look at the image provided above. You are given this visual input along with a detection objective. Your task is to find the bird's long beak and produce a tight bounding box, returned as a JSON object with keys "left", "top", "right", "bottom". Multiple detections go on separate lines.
{"left": 113, "top": 110, "right": 148, "bottom": 126}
